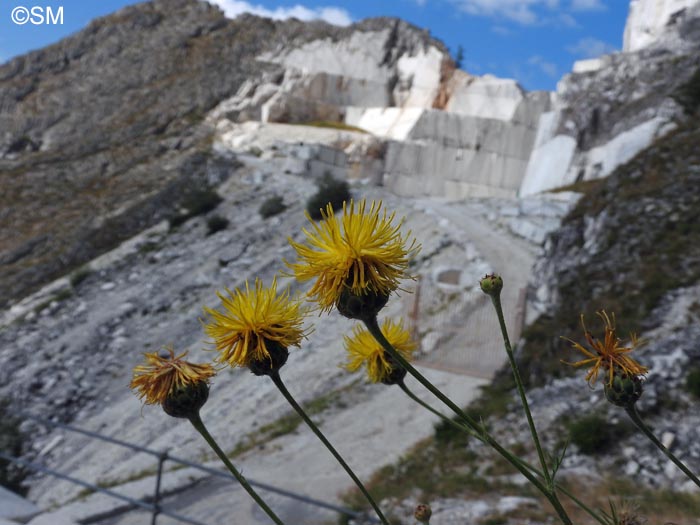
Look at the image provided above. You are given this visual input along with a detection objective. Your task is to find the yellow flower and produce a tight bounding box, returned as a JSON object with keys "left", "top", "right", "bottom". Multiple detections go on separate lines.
{"left": 130, "top": 347, "right": 216, "bottom": 406}
{"left": 287, "top": 199, "right": 419, "bottom": 313}
{"left": 562, "top": 311, "right": 648, "bottom": 386}
{"left": 344, "top": 319, "right": 416, "bottom": 384}
{"left": 203, "top": 277, "right": 308, "bottom": 369}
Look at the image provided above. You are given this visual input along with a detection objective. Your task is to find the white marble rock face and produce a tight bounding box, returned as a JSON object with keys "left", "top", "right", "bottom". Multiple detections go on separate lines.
{"left": 623, "top": 0, "right": 699, "bottom": 52}
{"left": 210, "top": 0, "right": 698, "bottom": 201}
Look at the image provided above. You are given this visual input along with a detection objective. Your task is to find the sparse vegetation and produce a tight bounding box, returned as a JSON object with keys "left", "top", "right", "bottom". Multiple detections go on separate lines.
{"left": 0, "top": 400, "right": 26, "bottom": 494}
{"left": 566, "top": 414, "right": 617, "bottom": 455}
{"left": 516, "top": 121, "right": 700, "bottom": 388}
{"left": 32, "top": 288, "right": 73, "bottom": 314}
{"left": 169, "top": 188, "right": 223, "bottom": 229}
{"left": 69, "top": 266, "right": 92, "bottom": 288}
{"left": 259, "top": 195, "right": 287, "bottom": 219}
{"left": 685, "top": 367, "right": 700, "bottom": 398}
{"left": 306, "top": 173, "right": 351, "bottom": 221}
{"left": 294, "top": 120, "right": 367, "bottom": 133}
{"left": 206, "top": 214, "right": 229, "bottom": 235}
{"left": 673, "top": 66, "right": 700, "bottom": 115}
{"left": 229, "top": 387, "right": 348, "bottom": 459}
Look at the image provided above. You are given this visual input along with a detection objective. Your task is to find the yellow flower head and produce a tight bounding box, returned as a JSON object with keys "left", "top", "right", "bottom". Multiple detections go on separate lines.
{"left": 203, "top": 277, "right": 309, "bottom": 369}
{"left": 287, "top": 199, "right": 419, "bottom": 313}
{"left": 344, "top": 319, "right": 416, "bottom": 384}
{"left": 562, "top": 311, "right": 648, "bottom": 386}
{"left": 130, "top": 347, "right": 216, "bottom": 406}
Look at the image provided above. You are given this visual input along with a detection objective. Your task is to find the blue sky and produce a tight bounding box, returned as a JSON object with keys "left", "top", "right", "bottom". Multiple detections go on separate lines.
{"left": 0, "top": 0, "right": 630, "bottom": 91}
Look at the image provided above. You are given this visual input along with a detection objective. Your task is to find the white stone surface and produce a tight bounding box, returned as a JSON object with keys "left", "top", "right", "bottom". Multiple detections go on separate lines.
{"left": 259, "top": 30, "right": 392, "bottom": 82}
{"left": 574, "top": 116, "right": 675, "bottom": 182}
{"left": 0, "top": 486, "right": 40, "bottom": 522}
{"left": 519, "top": 130, "right": 577, "bottom": 196}
{"left": 348, "top": 107, "right": 425, "bottom": 140}
{"left": 394, "top": 46, "right": 444, "bottom": 107}
{"left": 623, "top": 0, "right": 698, "bottom": 52}
{"left": 446, "top": 73, "right": 525, "bottom": 121}
{"left": 572, "top": 57, "right": 604, "bottom": 73}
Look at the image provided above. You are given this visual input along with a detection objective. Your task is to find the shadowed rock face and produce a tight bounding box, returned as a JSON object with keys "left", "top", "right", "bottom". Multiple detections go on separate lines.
{"left": 0, "top": 0, "right": 444, "bottom": 309}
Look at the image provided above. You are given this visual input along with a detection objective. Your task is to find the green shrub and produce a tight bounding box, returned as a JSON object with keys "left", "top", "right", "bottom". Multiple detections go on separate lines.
{"left": 674, "top": 67, "right": 700, "bottom": 115}
{"left": 169, "top": 188, "right": 222, "bottom": 228}
{"left": 70, "top": 266, "right": 92, "bottom": 288}
{"left": 0, "top": 400, "right": 26, "bottom": 494}
{"left": 259, "top": 195, "right": 287, "bottom": 219}
{"left": 306, "top": 173, "right": 350, "bottom": 221}
{"left": 206, "top": 215, "right": 229, "bottom": 235}
{"left": 567, "top": 413, "right": 617, "bottom": 455}
{"left": 685, "top": 367, "right": 700, "bottom": 398}
{"left": 434, "top": 416, "right": 470, "bottom": 446}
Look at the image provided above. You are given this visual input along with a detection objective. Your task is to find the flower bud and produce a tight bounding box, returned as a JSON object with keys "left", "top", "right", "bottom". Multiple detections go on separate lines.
{"left": 414, "top": 503, "right": 432, "bottom": 523}
{"left": 248, "top": 340, "right": 289, "bottom": 376}
{"left": 336, "top": 288, "right": 390, "bottom": 321}
{"left": 604, "top": 373, "right": 644, "bottom": 408}
{"left": 162, "top": 381, "right": 210, "bottom": 419}
{"left": 479, "top": 273, "right": 503, "bottom": 298}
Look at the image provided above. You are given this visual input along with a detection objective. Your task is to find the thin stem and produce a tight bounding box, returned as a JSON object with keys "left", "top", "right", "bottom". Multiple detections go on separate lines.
{"left": 489, "top": 293, "right": 552, "bottom": 488}
{"left": 625, "top": 404, "right": 700, "bottom": 489}
{"left": 399, "top": 382, "right": 606, "bottom": 525}
{"left": 188, "top": 413, "right": 285, "bottom": 525}
{"left": 363, "top": 317, "right": 572, "bottom": 525}
{"left": 269, "top": 372, "right": 390, "bottom": 525}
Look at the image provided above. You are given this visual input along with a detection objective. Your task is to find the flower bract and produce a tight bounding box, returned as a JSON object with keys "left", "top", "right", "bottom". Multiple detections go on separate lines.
{"left": 562, "top": 311, "right": 648, "bottom": 386}
{"left": 203, "top": 277, "right": 308, "bottom": 369}
{"left": 130, "top": 347, "right": 216, "bottom": 406}
{"left": 287, "top": 199, "right": 419, "bottom": 312}
{"left": 344, "top": 319, "right": 416, "bottom": 383}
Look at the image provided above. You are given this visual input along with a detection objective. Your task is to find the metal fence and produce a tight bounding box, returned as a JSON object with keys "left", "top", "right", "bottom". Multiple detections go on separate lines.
{"left": 3, "top": 412, "right": 378, "bottom": 525}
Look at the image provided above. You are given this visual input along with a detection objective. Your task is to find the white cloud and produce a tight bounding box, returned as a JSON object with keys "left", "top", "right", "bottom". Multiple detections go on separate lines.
{"left": 557, "top": 13, "right": 578, "bottom": 27}
{"left": 570, "top": 0, "right": 605, "bottom": 11}
{"left": 491, "top": 25, "right": 512, "bottom": 36}
{"left": 208, "top": 0, "right": 353, "bottom": 26}
{"left": 528, "top": 55, "right": 558, "bottom": 77}
{"left": 567, "top": 37, "right": 617, "bottom": 57}
{"left": 449, "top": 0, "right": 562, "bottom": 25}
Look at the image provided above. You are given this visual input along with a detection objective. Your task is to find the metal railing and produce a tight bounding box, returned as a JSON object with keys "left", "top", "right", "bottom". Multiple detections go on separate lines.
{"left": 4, "top": 412, "right": 378, "bottom": 524}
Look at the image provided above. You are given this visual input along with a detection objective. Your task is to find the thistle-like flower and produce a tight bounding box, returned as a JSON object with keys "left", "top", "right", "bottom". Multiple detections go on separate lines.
{"left": 203, "top": 277, "right": 309, "bottom": 374}
{"left": 287, "top": 199, "right": 419, "bottom": 317}
{"left": 344, "top": 319, "right": 416, "bottom": 384}
{"left": 562, "top": 311, "right": 648, "bottom": 386}
{"left": 130, "top": 348, "right": 216, "bottom": 418}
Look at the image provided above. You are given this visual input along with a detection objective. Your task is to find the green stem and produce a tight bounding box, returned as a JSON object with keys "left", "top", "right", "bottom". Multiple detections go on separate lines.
{"left": 399, "top": 382, "right": 606, "bottom": 525}
{"left": 363, "top": 317, "right": 572, "bottom": 525}
{"left": 269, "top": 372, "right": 391, "bottom": 525}
{"left": 489, "top": 293, "right": 552, "bottom": 488}
{"left": 625, "top": 404, "right": 700, "bottom": 489}
{"left": 188, "top": 413, "right": 285, "bottom": 525}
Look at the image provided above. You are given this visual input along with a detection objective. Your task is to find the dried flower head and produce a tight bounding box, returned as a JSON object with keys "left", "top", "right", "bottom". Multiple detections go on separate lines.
{"left": 287, "top": 199, "right": 419, "bottom": 313}
{"left": 130, "top": 347, "right": 216, "bottom": 406}
{"left": 602, "top": 499, "right": 646, "bottom": 525}
{"left": 414, "top": 503, "right": 432, "bottom": 523}
{"left": 203, "top": 277, "right": 309, "bottom": 370}
{"left": 344, "top": 319, "right": 416, "bottom": 384}
{"left": 562, "top": 311, "right": 648, "bottom": 386}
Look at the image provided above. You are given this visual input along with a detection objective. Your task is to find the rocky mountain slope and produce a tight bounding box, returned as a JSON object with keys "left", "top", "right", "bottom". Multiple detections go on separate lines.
{"left": 0, "top": 0, "right": 450, "bottom": 310}
{"left": 2, "top": 0, "right": 700, "bottom": 523}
